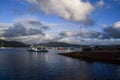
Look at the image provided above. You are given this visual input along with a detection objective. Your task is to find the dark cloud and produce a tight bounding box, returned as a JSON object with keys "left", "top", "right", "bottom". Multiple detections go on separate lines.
{"left": 82, "top": 19, "right": 94, "bottom": 26}
{"left": 0, "top": 21, "right": 49, "bottom": 37}
{"left": 59, "top": 30, "right": 101, "bottom": 38}
{"left": 59, "top": 32, "right": 69, "bottom": 37}
{"left": 28, "top": 21, "right": 42, "bottom": 25}
{"left": 77, "top": 30, "right": 101, "bottom": 38}
{"left": 3, "top": 23, "right": 27, "bottom": 37}
{"left": 102, "top": 27, "right": 120, "bottom": 39}
{"left": 101, "top": 22, "right": 120, "bottom": 39}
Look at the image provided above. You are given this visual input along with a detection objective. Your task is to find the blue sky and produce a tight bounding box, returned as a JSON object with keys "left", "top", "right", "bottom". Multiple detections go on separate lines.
{"left": 0, "top": 0, "right": 120, "bottom": 45}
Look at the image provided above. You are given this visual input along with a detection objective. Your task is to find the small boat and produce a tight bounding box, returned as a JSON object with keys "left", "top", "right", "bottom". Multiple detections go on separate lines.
{"left": 28, "top": 45, "right": 48, "bottom": 52}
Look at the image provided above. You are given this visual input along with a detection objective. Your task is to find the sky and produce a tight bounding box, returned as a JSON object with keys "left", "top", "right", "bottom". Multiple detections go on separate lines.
{"left": 0, "top": 0, "right": 120, "bottom": 45}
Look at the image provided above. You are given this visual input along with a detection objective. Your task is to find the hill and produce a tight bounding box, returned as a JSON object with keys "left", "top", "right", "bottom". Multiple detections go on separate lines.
{"left": 0, "top": 39, "right": 29, "bottom": 47}
{"left": 36, "top": 42, "right": 80, "bottom": 47}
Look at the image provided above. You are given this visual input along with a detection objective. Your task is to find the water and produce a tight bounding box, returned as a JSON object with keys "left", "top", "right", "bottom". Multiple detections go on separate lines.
{"left": 0, "top": 48, "right": 120, "bottom": 80}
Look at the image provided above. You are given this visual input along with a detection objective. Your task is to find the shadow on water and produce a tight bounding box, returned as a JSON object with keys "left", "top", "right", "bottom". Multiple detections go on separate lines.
{"left": 0, "top": 48, "right": 120, "bottom": 80}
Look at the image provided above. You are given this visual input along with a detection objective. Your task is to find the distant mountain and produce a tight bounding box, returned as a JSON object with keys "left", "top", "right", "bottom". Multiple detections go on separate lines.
{"left": 36, "top": 42, "right": 120, "bottom": 48}
{"left": 0, "top": 39, "right": 119, "bottom": 48}
{"left": 36, "top": 42, "right": 80, "bottom": 47}
{"left": 0, "top": 39, "right": 29, "bottom": 47}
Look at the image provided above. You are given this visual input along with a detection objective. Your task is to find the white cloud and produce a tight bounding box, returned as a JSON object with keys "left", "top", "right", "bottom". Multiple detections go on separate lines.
{"left": 113, "top": 21, "right": 120, "bottom": 29}
{"left": 59, "top": 37, "right": 82, "bottom": 44}
{"left": 3, "top": 34, "right": 44, "bottom": 44}
{"left": 27, "top": 0, "right": 94, "bottom": 25}
{"left": 82, "top": 39, "right": 120, "bottom": 45}
{"left": 96, "top": 0, "right": 104, "bottom": 7}
{"left": 0, "top": 23, "right": 12, "bottom": 30}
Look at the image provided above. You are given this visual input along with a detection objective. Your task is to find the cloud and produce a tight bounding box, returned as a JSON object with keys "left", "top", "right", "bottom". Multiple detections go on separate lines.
{"left": 27, "top": 0, "right": 94, "bottom": 25}
{"left": 1, "top": 16, "right": 120, "bottom": 45}
{"left": 59, "top": 28, "right": 101, "bottom": 38}
{"left": 101, "top": 21, "right": 120, "bottom": 39}
{"left": 58, "top": 28, "right": 101, "bottom": 44}
{"left": 0, "top": 17, "right": 49, "bottom": 37}
{"left": 96, "top": 0, "right": 104, "bottom": 7}
{"left": 113, "top": 21, "right": 120, "bottom": 29}
{"left": 81, "top": 39, "right": 120, "bottom": 45}
{"left": 3, "top": 34, "right": 45, "bottom": 44}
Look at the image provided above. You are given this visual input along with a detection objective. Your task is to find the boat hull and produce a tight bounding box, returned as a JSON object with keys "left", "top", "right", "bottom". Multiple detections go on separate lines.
{"left": 28, "top": 49, "right": 48, "bottom": 52}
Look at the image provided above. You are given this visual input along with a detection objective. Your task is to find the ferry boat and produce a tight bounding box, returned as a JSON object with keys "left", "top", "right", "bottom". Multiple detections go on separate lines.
{"left": 28, "top": 45, "right": 48, "bottom": 52}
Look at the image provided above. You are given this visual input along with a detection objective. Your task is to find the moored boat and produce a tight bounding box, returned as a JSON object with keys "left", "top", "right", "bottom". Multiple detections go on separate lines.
{"left": 28, "top": 45, "right": 48, "bottom": 52}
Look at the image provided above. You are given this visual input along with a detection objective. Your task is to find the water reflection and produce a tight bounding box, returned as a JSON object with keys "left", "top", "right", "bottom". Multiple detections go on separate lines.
{"left": 0, "top": 48, "right": 119, "bottom": 80}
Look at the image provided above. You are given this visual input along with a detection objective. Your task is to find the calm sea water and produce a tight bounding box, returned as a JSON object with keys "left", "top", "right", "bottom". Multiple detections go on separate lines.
{"left": 0, "top": 48, "right": 120, "bottom": 80}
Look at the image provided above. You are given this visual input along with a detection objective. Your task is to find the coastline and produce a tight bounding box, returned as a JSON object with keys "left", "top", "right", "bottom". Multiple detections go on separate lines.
{"left": 59, "top": 51, "right": 120, "bottom": 64}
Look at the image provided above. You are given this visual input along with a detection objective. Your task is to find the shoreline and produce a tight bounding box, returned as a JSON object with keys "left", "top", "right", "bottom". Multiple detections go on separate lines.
{"left": 59, "top": 51, "right": 120, "bottom": 64}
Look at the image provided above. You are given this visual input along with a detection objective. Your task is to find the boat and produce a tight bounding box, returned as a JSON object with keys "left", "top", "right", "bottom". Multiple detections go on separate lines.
{"left": 28, "top": 45, "right": 48, "bottom": 52}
